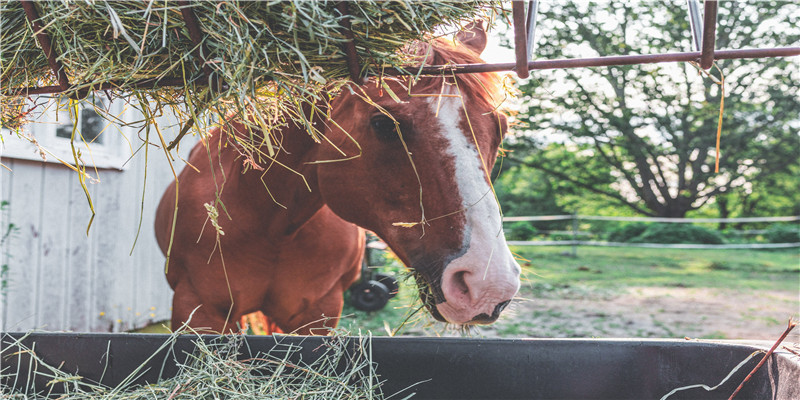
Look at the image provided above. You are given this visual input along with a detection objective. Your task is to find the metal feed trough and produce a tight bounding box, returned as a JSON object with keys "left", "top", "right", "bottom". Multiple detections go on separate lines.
{"left": 2, "top": 332, "right": 800, "bottom": 399}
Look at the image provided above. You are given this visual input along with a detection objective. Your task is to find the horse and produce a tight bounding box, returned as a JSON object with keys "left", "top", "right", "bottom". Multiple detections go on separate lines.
{"left": 154, "top": 23, "right": 521, "bottom": 335}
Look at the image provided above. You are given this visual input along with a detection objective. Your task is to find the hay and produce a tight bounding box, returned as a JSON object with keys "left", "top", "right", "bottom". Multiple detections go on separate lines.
{"left": 2, "top": 329, "right": 388, "bottom": 399}
{"left": 1, "top": 1, "right": 499, "bottom": 145}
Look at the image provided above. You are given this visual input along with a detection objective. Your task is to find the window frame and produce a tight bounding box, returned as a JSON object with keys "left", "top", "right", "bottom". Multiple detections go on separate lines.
{"left": 1, "top": 96, "right": 134, "bottom": 171}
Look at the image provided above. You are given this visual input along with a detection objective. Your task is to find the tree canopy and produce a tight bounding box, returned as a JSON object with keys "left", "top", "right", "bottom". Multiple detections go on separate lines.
{"left": 504, "top": 0, "right": 799, "bottom": 218}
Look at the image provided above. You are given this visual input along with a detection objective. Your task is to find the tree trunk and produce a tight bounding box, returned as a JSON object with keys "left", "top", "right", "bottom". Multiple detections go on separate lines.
{"left": 717, "top": 195, "right": 729, "bottom": 230}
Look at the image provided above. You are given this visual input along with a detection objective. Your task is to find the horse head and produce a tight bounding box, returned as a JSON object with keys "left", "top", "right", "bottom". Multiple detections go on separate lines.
{"left": 315, "top": 23, "right": 521, "bottom": 325}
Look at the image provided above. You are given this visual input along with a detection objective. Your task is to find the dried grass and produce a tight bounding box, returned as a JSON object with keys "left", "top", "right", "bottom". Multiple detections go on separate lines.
{"left": 1, "top": 0, "right": 499, "bottom": 145}
{"left": 2, "top": 328, "right": 390, "bottom": 399}
{"left": 0, "top": 0, "right": 501, "bottom": 236}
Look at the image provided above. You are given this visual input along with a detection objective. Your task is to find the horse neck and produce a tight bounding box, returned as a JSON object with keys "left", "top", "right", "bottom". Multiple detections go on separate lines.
{"left": 234, "top": 119, "right": 326, "bottom": 237}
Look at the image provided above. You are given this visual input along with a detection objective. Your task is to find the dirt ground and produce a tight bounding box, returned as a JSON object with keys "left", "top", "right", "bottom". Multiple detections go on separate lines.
{"left": 140, "top": 284, "right": 799, "bottom": 343}
{"left": 468, "top": 285, "right": 800, "bottom": 342}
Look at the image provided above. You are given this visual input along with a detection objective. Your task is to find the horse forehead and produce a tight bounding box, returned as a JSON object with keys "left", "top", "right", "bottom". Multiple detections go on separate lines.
{"left": 428, "top": 94, "right": 498, "bottom": 149}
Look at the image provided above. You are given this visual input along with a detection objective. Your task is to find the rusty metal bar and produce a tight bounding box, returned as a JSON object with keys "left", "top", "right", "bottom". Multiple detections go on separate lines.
{"left": 525, "top": 0, "right": 539, "bottom": 61}
{"left": 20, "top": 1, "right": 71, "bottom": 93}
{"left": 382, "top": 47, "right": 800, "bottom": 76}
{"left": 511, "top": 1, "right": 529, "bottom": 78}
{"left": 6, "top": 47, "right": 799, "bottom": 97}
{"left": 700, "top": 0, "right": 718, "bottom": 69}
{"left": 5, "top": 76, "right": 223, "bottom": 97}
{"left": 336, "top": 2, "right": 363, "bottom": 83}
{"left": 178, "top": 1, "right": 222, "bottom": 91}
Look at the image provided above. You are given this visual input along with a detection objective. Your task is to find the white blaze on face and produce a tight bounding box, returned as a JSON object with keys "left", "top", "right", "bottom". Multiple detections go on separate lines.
{"left": 431, "top": 95, "right": 521, "bottom": 325}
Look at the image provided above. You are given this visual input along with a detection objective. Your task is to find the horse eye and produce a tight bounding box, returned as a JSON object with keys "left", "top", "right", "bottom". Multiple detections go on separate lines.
{"left": 370, "top": 115, "right": 399, "bottom": 141}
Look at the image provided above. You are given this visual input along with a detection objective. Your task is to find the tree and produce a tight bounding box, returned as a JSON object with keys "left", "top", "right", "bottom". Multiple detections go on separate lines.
{"left": 508, "top": 0, "right": 799, "bottom": 218}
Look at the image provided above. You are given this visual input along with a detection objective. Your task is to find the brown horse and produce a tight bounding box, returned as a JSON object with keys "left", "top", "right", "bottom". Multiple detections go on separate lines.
{"left": 154, "top": 23, "right": 521, "bottom": 334}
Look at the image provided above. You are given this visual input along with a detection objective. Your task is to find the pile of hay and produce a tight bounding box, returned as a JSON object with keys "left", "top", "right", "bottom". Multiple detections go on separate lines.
{"left": 3, "top": 331, "right": 388, "bottom": 399}
{"left": 1, "top": 1, "right": 499, "bottom": 144}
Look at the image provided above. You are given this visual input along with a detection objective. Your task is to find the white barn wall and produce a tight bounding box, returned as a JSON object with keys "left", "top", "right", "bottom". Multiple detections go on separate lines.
{"left": 1, "top": 112, "right": 198, "bottom": 332}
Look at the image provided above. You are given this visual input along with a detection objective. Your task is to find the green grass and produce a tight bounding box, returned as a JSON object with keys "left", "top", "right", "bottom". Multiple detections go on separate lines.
{"left": 343, "top": 246, "right": 798, "bottom": 337}
{"left": 513, "top": 246, "right": 800, "bottom": 292}
{"left": 339, "top": 274, "right": 434, "bottom": 336}
{"left": 134, "top": 246, "right": 799, "bottom": 336}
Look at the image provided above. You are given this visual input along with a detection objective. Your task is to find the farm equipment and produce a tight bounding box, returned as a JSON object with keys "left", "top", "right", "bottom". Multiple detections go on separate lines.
{"left": 348, "top": 235, "right": 400, "bottom": 312}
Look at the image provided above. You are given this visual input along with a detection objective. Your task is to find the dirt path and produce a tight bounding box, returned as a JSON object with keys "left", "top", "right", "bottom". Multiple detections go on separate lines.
{"left": 470, "top": 285, "right": 800, "bottom": 342}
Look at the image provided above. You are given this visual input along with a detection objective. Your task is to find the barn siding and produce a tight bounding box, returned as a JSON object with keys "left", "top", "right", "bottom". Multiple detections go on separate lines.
{"left": 1, "top": 118, "right": 197, "bottom": 332}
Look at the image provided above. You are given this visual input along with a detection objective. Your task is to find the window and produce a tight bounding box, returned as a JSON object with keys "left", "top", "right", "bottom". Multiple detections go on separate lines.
{"left": 1, "top": 95, "right": 133, "bottom": 170}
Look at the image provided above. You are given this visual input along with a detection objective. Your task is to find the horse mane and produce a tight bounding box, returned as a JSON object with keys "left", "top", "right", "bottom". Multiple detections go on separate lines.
{"left": 403, "top": 36, "right": 505, "bottom": 111}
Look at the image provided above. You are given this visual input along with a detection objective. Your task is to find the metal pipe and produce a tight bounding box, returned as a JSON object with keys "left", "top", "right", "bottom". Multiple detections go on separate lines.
{"left": 511, "top": 1, "right": 529, "bottom": 78}
{"left": 336, "top": 2, "right": 363, "bottom": 83}
{"left": 525, "top": 0, "right": 540, "bottom": 61}
{"left": 20, "top": 1, "right": 72, "bottom": 94}
{"left": 700, "top": 0, "right": 718, "bottom": 69}
{"left": 178, "top": 1, "right": 223, "bottom": 92}
{"left": 5, "top": 48, "right": 799, "bottom": 97}
{"left": 381, "top": 47, "right": 800, "bottom": 75}
{"left": 686, "top": 0, "right": 703, "bottom": 51}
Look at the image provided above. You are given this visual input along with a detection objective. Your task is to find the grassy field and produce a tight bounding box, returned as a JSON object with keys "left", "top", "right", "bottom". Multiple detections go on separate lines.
{"left": 338, "top": 246, "right": 799, "bottom": 337}
{"left": 512, "top": 246, "right": 800, "bottom": 292}
{"left": 137, "top": 246, "right": 799, "bottom": 337}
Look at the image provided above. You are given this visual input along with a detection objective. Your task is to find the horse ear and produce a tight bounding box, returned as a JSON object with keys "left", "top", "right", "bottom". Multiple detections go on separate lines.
{"left": 455, "top": 21, "right": 488, "bottom": 55}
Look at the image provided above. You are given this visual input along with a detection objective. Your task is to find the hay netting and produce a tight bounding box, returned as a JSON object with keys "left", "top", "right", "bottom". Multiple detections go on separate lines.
{"left": 1, "top": 1, "right": 498, "bottom": 142}
{"left": 2, "top": 331, "right": 391, "bottom": 399}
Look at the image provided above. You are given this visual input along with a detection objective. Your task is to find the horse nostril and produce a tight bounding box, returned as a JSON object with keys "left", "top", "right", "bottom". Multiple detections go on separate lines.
{"left": 493, "top": 300, "right": 511, "bottom": 318}
{"left": 452, "top": 270, "right": 469, "bottom": 295}
{"left": 469, "top": 300, "right": 513, "bottom": 324}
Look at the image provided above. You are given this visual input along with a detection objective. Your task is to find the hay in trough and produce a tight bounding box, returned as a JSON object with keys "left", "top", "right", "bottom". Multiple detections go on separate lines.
{"left": 2, "top": 329, "right": 389, "bottom": 399}
{"left": 1, "top": 1, "right": 500, "bottom": 145}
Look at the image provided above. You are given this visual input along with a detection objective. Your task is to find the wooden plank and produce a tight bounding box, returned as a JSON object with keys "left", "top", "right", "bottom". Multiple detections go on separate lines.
{"left": 35, "top": 165, "right": 72, "bottom": 330}
{"left": 64, "top": 170, "right": 96, "bottom": 331}
{"left": 133, "top": 144, "right": 171, "bottom": 328}
{"left": 3, "top": 159, "right": 44, "bottom": 330}
{"left": 91, "top": 167, "right": 132, "bottom": 332}
{"left": 127, "top": 133, "right": 152, "bottom": 328}
{"left": 0, "top": 158, "right": 14, "bottom": 330}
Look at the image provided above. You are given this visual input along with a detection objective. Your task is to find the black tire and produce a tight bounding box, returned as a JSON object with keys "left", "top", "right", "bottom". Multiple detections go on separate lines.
{"left": 374, "top": 272, "right": 399, "bottom": 298}
{"left": 350, "top": 280, "right": 390, "bottom": 312}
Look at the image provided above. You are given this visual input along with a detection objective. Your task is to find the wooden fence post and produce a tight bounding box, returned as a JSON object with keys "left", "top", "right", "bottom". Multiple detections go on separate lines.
{"left": 571, "top": 212, "right": 579, "bottom": 257}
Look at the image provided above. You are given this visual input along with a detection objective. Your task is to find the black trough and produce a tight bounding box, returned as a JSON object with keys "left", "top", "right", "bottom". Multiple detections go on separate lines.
{"left": 2, "top": 332, "right": 799, "bottom": 399}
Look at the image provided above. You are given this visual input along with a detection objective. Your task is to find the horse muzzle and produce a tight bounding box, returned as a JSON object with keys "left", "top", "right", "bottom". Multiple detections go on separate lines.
{"left": 436, "top": 259, "right": 520, "bottom": 325}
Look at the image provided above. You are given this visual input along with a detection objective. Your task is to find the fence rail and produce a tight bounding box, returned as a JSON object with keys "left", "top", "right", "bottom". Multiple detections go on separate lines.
{"left": 507, "top": 240, "right": 800, "bottom": 250}
{"left": 503, "top": 215, "right": 800, "bottom": 251}
{"left": 503, "top": 215, "right": 800, "bottom": 223}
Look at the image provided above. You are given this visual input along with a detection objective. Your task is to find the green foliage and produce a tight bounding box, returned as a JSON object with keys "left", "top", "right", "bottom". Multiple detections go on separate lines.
{"left": 493, "top": 161, "right": 564, "bottom": 217}
{"left": 507, "top": 0, "right": 800, "bottom": 218}
{"left": 764, "top": 224, "right": 800, "bottom": 244}
{"left": 507, "top": 221, "right": 538, "bottom": 241}
{"left": 628, "top": 224, "right": 724, "bottom": 245}
{"left": 605, "top": 223, "right": 648, "bottom": 242}
{"left": 605, "top": 222, "right": 725, "bottom": 244}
